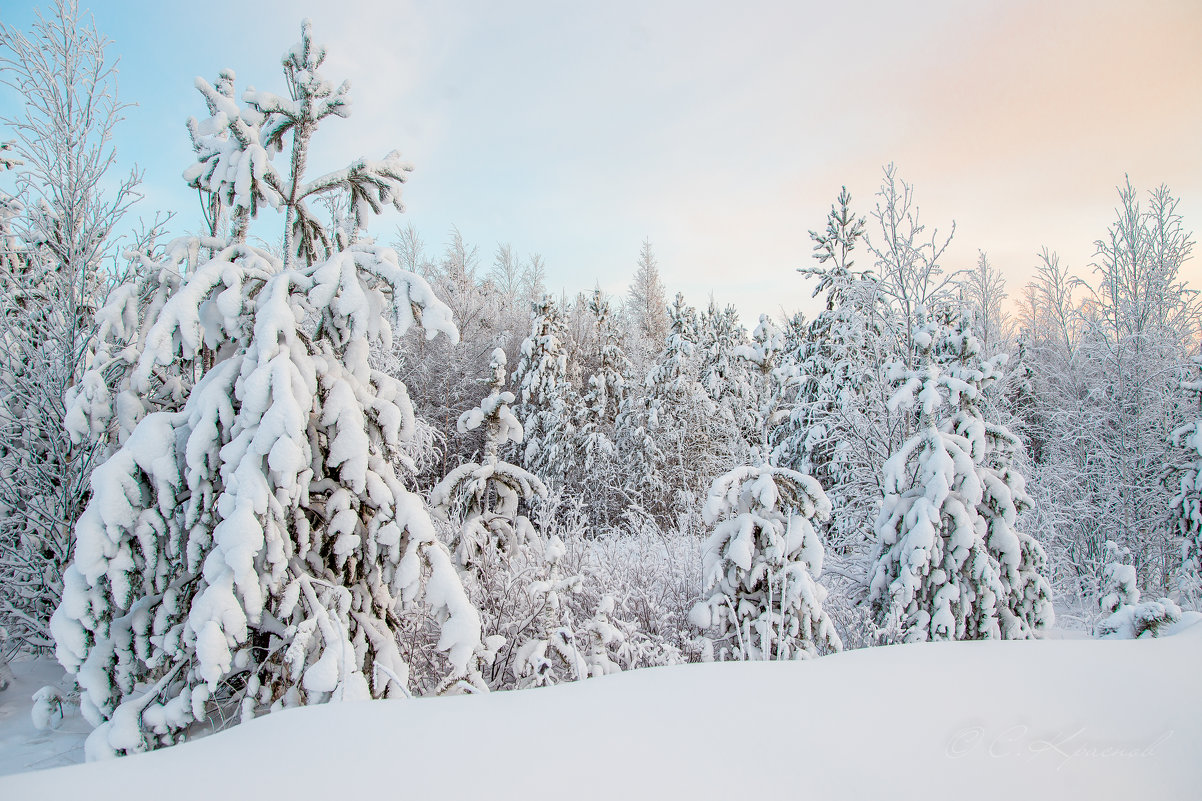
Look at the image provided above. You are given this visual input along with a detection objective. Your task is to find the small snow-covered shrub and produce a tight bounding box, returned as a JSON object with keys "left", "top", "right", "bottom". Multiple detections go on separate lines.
{"left": 1097, "top": 599, "right": 1182, "bottom": 639}
{"left": 427, "top": 347, "right": 557, "bottom": 692}
{"left": 31, "top": 684, "right": 70, "bottom": 730}
{"left": 430, "top": 348, "right": 545, "bottom": 573}
{"left": 1094, "top": 540, "right": 1181, "bottom": 638}
{"left": 1097, "top": 541, "right": 1140, "bottom": 616}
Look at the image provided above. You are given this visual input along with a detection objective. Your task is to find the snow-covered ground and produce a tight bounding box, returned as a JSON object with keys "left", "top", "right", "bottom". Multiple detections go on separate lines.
{"left": 0, "top": 658, "right": 90, "bottom": 776}
{"left": 3, "top": 617, "right": 1200, "bottom": 800}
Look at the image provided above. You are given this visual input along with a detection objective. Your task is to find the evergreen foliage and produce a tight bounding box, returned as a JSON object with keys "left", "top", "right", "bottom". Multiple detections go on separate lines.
{"left": 50, "top": 21, "right": 481, "bottom": 757}
{"left": 869, "top": 312, "right": 1053, "bottom": 641}
{"left": 690, "top": 465, "right": 840, "bottom": 660}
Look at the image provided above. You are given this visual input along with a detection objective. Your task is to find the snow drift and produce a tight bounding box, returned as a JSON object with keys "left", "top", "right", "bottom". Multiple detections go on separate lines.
{"left": 3, "top": 618, "right": 1199, "bottom": 800}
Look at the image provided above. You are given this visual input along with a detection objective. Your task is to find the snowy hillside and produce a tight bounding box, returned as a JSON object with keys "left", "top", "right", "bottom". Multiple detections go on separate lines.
{"left": 3, "top": 618, "right": 1199, "bottom": 801}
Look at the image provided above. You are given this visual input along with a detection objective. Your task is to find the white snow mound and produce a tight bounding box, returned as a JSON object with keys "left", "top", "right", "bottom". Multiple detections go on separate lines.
{"left": 2, "top": 618, "right": 1200, "bottom": 800}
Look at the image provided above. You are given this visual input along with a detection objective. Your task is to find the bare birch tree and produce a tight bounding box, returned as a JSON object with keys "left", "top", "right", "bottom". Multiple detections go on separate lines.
{"left": 0, "top": 0, "right": 140, "bottom": 653}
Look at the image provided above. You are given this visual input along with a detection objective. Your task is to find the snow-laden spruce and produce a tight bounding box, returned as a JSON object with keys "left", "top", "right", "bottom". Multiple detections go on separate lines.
{"left": 572, "top": 289, "right": 630, "bottom": 527}
{"left": 697, "top": 301, "right": 755, "bottom": 448}
{"left": 50, "top": 20, "right": 480, "bottom": 758}
{"left": 733, "top": 316, "right": 798, "bottom": 454}
{"left": 430, "top": 348, "right": 547, "bottom": 573}
{"left": 1170, "top": 354, "right": 1202, "bottom": 607}
{"left": 616, "top": 292, "right": 739, "bottom": 532}
{"left": 54, "top": 240, "right": 481, "bottom": 757}
{"left": 689, "top": 464, "right": 840, "bottom": 660}
{"left": 512, "top": 295, "right": 578, "bottom": 487}
{"left": 869, "top": 312, "right": 1053, "bottom": 641}
{"left": 689, "top": 313, "right": 839, "bottom": 661}
{"left": 775, "top": 187, "right": 879, "bottom": 552}
{"left": 1097, "top": 540, "right": 1139, "bottom": 616}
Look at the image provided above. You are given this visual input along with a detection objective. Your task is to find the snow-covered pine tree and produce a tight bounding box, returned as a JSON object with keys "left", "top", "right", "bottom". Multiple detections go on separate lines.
{"left": 787, "top": 187, "right": 872, "bottom": 473}
{"left": 579, "top": 289, "right": 628, "bottom": 427}
{"left": 775, "top": 187, "right": 883, "bottom": 556}
{"left": 733, "top": 315, "right": 797, "bottom": 456}
{"left": 626, "top": 238, "right": 668, "bottom": 373}
{"left": 688, "top": 465, "right": 840, "bottom": 660}
{"left": 1170, "top": 354, "right": 1202, "bottom": 607}
{"left": 869, "top": 354, "right": 997, "bottom": 640}
{"left": 698, "top": 301, "right": 755, "bottom": 452}
{"left": 579, "top": 595, "right": 628, "bottom": 677}
{"left": 935, "top": 311, "right": 1054, "bottom": 638}
{"left": 1097, "top": 540, "right": 1139, "bottom": 616}
{"left": 512, "top": 294, "right": 578, "bottom": 491}
{"left": 612, "top": 397, "right": 665, "bottom": 530}
{"left": 430, "top": 348, "right": 547, "bottom": 572}
{"left": 66, "top": 28, "right": 414, "bottom": 457}
{"left": 869, "top": 311, "right": 1044, "bottom": 642}
{"left": 50, "top": 20, "right": 481, "bottom": 758}
{"left": 689, "top": 313, "right": 839, "bottom": 661}
{"left": 432, "top": 346, "right": 625, "bottom": 690}
{"left": 427, "top": 348, "right": 547, "bottom": 691}
{"left": 574, "top": 289, "right": 631, "bottom": 526}
{"left": 616, "top": 293, "right": 737, "bottom": 531}
{"left": 617, "top": 294, "right": 690, "bottom": 529}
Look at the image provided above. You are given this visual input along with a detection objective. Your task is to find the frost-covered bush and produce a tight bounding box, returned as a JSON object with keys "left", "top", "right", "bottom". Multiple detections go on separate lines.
{"left": 432, "top": 493, "right": 695, "bottom": 691}
{"left": 509, "top": 532, "right": 590, "bottom": 687}
{"left": 689, "top": 465, "right": 840, "bottom": 660}
{"left": 49, "top": 20, "right": 481, "bottom": 758}
{"left": 557, "top": 522, "right": 698, "bottom": 669}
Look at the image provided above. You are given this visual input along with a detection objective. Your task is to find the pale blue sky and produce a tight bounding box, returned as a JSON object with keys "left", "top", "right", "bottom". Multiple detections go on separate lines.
{"left": 2, "top": 0, "right": 1200, "bottom": 320}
